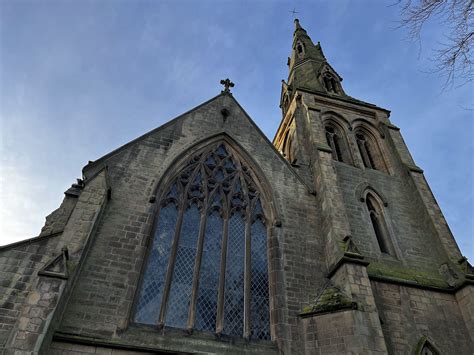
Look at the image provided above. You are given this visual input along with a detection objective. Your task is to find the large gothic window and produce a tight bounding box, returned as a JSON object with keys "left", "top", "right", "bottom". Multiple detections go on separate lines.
{"left": 134, "top": 142, "right": 270, "bottom": 341}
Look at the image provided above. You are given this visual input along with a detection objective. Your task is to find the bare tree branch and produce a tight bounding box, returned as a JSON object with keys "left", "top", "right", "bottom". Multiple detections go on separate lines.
{"left": 397, "top": 0, "right": 473, "bottom": 88}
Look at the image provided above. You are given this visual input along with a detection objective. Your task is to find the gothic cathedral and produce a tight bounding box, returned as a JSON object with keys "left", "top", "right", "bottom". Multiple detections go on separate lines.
{"left": 1, "top": 19, "right": 473, "bottom": 355}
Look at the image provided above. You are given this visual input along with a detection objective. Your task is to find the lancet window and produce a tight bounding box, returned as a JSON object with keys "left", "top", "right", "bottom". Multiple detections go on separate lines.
{"left": 134, "top": 142, "right": 270, "bottom": 341}
{"left": 420, "top": 345, "right": 437, "bottom": 355}
{"left": 323, "top": 73, "right": 339, "bottom": 94}
{"left": 324, "top": 123, "right": 351, "bottom": 164}
{"left": 355, "top": 130, "right": 387, "bottom": 172}
{"left": 282, "top": 121, "right": 298, "bottom": 165}
{"left": 296, "top": 40, "right": 305, "bottom": 58}
{"left": 366, "top": 193, "right": 394, "bottom": 256}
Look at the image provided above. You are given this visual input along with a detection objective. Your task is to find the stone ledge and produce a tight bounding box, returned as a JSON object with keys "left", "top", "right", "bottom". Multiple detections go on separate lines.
{"left": 406, "top": 164, "right": 424, "bottom": 173}
{"left": 299, "top": 284, "right": 357, "bottom": 318}
{"left": 315, "top": 143, "right": 332, "bottom": 153}
{"left": 53, "top": 329, "right": 279, "bottom": 355}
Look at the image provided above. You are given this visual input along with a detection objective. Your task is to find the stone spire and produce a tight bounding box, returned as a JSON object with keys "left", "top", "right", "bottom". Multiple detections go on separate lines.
{"left": 284, "top": 19, "right": 343, "bottom": 99}
{"left": 289, "top": 19, "right": 326, "bottom": 71}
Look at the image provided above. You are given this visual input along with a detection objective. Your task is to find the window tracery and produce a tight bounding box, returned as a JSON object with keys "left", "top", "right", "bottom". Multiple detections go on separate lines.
{"left": 135, "top": 142, "right": 270, "bottom": 341}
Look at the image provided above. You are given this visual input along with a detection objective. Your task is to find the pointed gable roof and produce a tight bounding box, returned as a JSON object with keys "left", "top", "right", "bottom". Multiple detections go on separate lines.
{"left": 82, "top": 92, "right": 313, "bottom": 194}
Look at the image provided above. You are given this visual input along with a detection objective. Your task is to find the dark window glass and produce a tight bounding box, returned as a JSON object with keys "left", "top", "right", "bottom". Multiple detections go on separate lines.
{"left": 195, "top": 211, "right": 223, "bottom": 332}
{"left": 165, "top": 203, "right": 200, "bottom": 328}
{"left": 250, "top": 218, "right": 270, "bottom": 340}
{"left": 135, "top": 204, "right": 178, "bottom": 324}
{"left": 223, "top": 213, "right": 246, "bottom": 336}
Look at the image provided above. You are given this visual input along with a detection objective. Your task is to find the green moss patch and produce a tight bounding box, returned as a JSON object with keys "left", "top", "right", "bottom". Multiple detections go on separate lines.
{"left": 300, "top": 285, "right": 356, "bottom": 316}
{"left": 367, "top": 262, "right": 450, "bottom": 289}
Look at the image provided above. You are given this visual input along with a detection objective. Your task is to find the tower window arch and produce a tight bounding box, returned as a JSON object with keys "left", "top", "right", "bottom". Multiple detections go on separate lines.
{"left": 281, "top": 93, "right": 290, "bottom": 116}
{"left": 365, "top": 193, "right": 395, "bottom": 256}
{"left": 324, "top": 121, "right": 352, "bottom": 164}
{"left": 322, "top": 72, "right": 339, "bottom": 94}
{"left": 134, "top": 142, "right": 270, "bottom": 341}
{"left": 355, "top": 129, "right": 387, "bottom": 172}
{"left": 296, "top": 41, "right": 305, "bottom": 58}
{"left": 415, "top": 337, "right": 441, "bottom": 355}
{"left": 282, "top": 121, "right": 298, "bottom": 165}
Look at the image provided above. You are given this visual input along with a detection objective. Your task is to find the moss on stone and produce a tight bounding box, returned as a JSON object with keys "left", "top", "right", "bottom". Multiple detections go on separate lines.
{"left": 300, "top": 285, "right": 356, "bottom": 316}
{"left": 367, "top": 262, "right": 450, "bottom": 289}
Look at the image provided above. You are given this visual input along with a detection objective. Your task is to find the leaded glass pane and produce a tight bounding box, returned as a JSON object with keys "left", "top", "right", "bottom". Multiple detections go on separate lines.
{"left": 214, "top": 169, "right": 224, "bottom": 182}
{"left": 194, "top": 211, "right": 223, "bottom": 332}
{"left": 135, "top": 204, "right": 178, "bottom": 324}
{"left": 205, "top": 154, "right": 216, "bottom": 169}
{"left": 167, "top": 183, "right": 179, "bottom": 199}
{"left": 165, "top": 204, "right": 201, "bottom": 328}
{"left": 223, "top": 213, "right": 245, "bottom": 336}
{"left": 224, "top": 158, "right": 236, "bottom": 173}
{"left": 216, "top": 144, "right": 228, "bottom": 158}
{"left": 250, "top": 219, "right": 270, "bottom": 340}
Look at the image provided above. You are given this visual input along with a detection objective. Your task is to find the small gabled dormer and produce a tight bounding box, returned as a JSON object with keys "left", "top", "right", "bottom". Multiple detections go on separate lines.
{"left": 286, "top": 19, "right": 346, "bottom": 96}
{"left": 320, "top": 65, "right": 344, "bottom": 95}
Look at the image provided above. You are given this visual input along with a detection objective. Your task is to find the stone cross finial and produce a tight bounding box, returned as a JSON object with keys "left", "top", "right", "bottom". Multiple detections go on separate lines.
{"left": 220, "top": 78, "right": 234, "bottom": 93}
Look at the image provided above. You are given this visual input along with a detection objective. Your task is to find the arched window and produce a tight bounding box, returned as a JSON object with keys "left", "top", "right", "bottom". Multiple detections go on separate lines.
{"left": 281, "top": 93, "right": 290, "bottom": 116}
{"left": 296, "top": 41, "right": 305, "bottom": 58}
{"left": 134, "top": 142, "right": 270, "bottom": 341}
{"left": 323, "top": 73, "right": 339, "bottom": 94}
{"left": 282, "top": 121, "right": 298, "bottom": 165}
{"left": 415, "top": 337, "right": 441, "bottom": 355}
{"left": 366, "top": 194, "right": 395, "bottom": 256}
{"left": 420, "top": 344, "right": 437, "bottom": 355}
{"left": 355, "top": 130, "right": 387, "bottom": 172}
{"left": 324, "top": 123, "right": 351, "bottom": 164}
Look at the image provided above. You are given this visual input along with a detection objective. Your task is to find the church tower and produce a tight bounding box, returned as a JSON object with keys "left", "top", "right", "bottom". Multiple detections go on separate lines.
{"left": 0, "top": 18, "right": 472, "bottom": 355}
{"left": 273, "top": 19, "right": 474, "bottom": 353}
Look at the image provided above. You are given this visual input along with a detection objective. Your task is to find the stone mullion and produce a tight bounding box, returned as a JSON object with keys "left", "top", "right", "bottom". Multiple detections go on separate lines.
{"left": 243, "top": 210, "right": 252, "bottom": 339}
{"left": 327, "top": 133, "right": 338, "bottom": 161}
{"left": 215, "top": 216, "right": 229, "bottom": 335}
{"left": 186, "top": 209, "right": 208, "bottom": 332}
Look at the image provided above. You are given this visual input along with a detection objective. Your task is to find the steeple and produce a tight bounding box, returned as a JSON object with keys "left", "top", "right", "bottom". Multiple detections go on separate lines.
{"left": 289, "top": 19, "right": 326, "bottom": 68}
{"left": 281, "top": 19, "right": 345, "bottom": 116}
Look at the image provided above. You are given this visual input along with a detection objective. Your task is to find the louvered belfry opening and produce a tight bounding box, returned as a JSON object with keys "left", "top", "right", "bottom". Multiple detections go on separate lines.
{"left": 134, "top": 142, "right": 271, "bottom": 340}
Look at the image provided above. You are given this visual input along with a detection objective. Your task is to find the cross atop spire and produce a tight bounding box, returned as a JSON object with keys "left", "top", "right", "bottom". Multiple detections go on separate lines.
{"left": 220, "top": 78, "right": 234, "bottom": 94}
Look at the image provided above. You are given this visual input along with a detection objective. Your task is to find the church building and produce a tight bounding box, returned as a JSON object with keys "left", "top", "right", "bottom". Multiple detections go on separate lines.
{"left": 1, "top": 19, "right": 473, "bottom": 354}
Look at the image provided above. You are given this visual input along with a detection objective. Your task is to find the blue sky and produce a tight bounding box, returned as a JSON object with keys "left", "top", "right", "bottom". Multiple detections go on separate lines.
{"left": 1, "top": 0, "right": 472, "bottom": 260}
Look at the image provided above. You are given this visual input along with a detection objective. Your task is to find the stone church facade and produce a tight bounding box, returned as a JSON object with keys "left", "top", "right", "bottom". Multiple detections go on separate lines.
{"left": 1, "top": 20, "right": 473, "bottom": 355}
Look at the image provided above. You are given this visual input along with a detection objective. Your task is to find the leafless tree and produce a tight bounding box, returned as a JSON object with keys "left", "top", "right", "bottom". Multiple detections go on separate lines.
{"left": 397, "top": 0, "right": 473, "bottom": 88}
